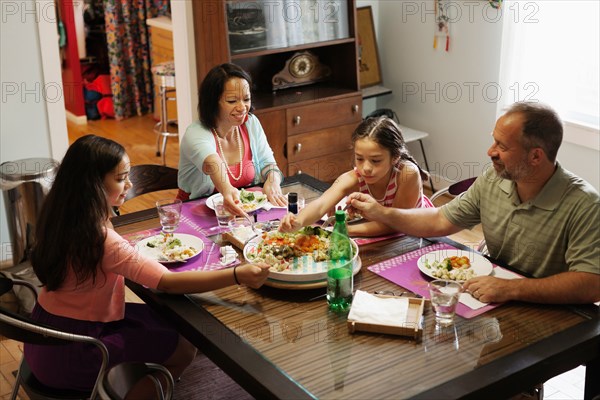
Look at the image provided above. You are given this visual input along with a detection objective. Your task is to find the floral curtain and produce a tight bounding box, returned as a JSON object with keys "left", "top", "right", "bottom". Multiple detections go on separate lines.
{"left": 104, "top": 0, "right": 170, "bottom": 119}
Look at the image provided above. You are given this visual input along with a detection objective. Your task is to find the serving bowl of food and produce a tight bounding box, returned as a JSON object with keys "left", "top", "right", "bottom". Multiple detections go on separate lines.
{"left": 243, "top": 226, "right": 360, "bottom": 284}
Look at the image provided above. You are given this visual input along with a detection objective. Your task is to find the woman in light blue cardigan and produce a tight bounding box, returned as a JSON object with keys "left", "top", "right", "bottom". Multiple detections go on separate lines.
{"left": 178, "top": 64, "right": 286, "bottom": 215}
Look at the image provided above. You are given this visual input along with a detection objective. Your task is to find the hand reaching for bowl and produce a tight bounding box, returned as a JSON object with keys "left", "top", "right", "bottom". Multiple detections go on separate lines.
{"left": 236, "top": 263, "right": 271, "bottom": 288}
{"left": 279, "top": 213, "right": 303, "bottom": 233}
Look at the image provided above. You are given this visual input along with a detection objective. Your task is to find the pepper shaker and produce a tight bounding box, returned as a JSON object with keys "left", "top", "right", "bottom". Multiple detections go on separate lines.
{"left": 288, "top": 192, "right": 298, "bottom": 214}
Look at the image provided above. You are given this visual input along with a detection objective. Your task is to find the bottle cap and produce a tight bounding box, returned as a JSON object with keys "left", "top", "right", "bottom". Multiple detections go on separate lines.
{"left": 288, "top": 192, "right": 298, "bottom": 203}
{"left": 335, "top": 209, "right": 346, "bottom": 222}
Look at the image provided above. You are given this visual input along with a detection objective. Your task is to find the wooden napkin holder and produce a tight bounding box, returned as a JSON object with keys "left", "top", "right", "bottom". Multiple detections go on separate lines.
{"left": 347, "top": 296, "right": 426, "bottom": 341}
{"left": 222, "top": 231, "right": 246, "bottom": 250}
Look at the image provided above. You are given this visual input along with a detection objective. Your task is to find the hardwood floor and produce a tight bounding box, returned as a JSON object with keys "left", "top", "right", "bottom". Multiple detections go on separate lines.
{"left": 0, "top": 116, "right": 584, "bottom": 400}
{"left": 68, "top": 114, "right": 181, "bottom": 169}
{"left": 67, "top": 114, "right": 181, "bottom": 214}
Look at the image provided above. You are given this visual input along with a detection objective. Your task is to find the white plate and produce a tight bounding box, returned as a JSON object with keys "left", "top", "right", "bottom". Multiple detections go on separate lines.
{"left": 205, "top": 191, "right": 267, "bottom": 213}
{"left": 243, "top": 235, "right": 360, "bottom": 283}
{"left": 321, "top": 196, "right": 363, "bottom": 224}
{"left": 205, "top": 193, "right": 221, "bottom": 210}
{"left": 417, "top": 249, "right": 493, "bottom": 282}
{"left": 137, "top": 233, "right": 204, "bottom": 264}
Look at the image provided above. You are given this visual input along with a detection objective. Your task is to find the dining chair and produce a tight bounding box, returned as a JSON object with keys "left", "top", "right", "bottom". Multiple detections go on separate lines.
{"left": 98, "top": 362, "right": 175, "bottom": 400}
{"left": 125, "top": 164, "right": 179, "bottom": 202}
{"left": 365, "top": 108, "right": 435, "bottom": 191}
{"left": 430, "top": 177, "right": 477, "bottom": 204}
{"left": 428, "top": 177, "right": 488, "bottom": 254}
{"left": 0, "top": 277, "right": 110, "bottom": 400}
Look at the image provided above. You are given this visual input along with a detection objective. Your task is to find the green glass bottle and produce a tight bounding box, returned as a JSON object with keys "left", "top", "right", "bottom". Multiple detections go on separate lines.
{"left": 327, "top": 210, "right": 353, "bottom": 312}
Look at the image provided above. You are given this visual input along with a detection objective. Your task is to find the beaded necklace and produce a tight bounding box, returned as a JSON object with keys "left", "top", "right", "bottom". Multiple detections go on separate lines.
{"left": 213, "top": 126, "right": 243, "bottom": 181}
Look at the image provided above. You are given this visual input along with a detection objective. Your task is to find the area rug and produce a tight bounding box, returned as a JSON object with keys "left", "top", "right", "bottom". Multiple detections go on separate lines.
{"left": 174, "top": 352, "right": 254, "bottom": 399}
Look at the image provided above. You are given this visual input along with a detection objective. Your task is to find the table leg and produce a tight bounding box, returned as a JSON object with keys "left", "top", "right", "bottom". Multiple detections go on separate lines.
{"left": 584, "top": 357, "right": 599, "bottom": 400}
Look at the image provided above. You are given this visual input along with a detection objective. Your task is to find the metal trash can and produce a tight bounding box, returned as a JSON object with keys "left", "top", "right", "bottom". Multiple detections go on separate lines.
{"left": 0, "top": 158, "right": 58, "bottom": 266}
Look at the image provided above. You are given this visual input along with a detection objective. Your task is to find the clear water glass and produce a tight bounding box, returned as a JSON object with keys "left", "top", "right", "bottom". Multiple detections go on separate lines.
{"left": 156, "top": 199, "right": 182, "bottom": 234}
{"left": 428, "top": 279, "right": 462, "bottom": 325}
{"left": 214, "top": 200, "right": 234, "bottom": 227}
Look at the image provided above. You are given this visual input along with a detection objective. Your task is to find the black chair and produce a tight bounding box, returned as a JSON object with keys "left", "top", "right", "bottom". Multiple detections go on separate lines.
{"left": 125, "top": 164, "right": 179, "bottom": 201}
{"left": 430, "top": 177, "right": 477, "bottom": 204}
{"left": 365, "top": 108, "right": 435, "bottom": 191}
{"left": 428, "top": 177, "right": 487, "bottom": 253}
{"left": 98, "top": 362, "right": 174, "bottom": 400}
{"left": 0, "top": 277, "right": 109, "bottom": 400}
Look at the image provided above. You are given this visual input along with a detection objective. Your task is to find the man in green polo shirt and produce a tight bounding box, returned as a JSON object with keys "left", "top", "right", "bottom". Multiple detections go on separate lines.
{"left": 348, "top": 102, "right": 599, "bottom": 305}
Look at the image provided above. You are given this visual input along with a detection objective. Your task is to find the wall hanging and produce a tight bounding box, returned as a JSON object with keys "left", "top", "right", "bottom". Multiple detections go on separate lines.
{"left": 357, "top": 6, "right": 382, "bottom": 87}
{"left": 434, "top": 0, "right": 450, "bottom": 51}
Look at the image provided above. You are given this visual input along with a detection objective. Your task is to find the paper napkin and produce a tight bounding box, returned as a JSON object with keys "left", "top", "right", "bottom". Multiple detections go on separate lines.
{"left": 459, "top": 266, "right": 524, "bottom": 310}
{"left": 263, "top": 202, "right": 288, "bottom": 211}
{"left": 219, "top": 246, "right": 238, "bottom": 266}
{"left": 348, "top": 290, "right": 410, "bottom": 326}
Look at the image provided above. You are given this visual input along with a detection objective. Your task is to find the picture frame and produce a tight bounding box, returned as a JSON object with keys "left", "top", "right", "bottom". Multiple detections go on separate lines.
{"left": 357, "top": 6, "right": 382, "bottom": 88}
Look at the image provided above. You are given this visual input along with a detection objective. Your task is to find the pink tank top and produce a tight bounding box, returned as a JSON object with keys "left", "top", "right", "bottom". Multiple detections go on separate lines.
{"left": 355, "top": 166, "right": 434, "bottom": 208}
{"left": 215, "top": 124, "right": 255, "bottom": 188}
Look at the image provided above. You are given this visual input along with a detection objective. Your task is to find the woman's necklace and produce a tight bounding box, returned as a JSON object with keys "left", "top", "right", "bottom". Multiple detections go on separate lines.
{"left": 213, "top": 127, "right": 243, "bottom": 181}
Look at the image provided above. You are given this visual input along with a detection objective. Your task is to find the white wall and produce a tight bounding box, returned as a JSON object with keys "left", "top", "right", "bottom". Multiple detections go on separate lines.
{"left": 374, "top": 1, "right": 503, "bottom": 187}
{"left": 558, "top": 142, "right": 599, "bottom": 188}
{"left": 370, "top": 1, "right": 599, "bottom": 190}
{"left": 0, "top": 0, "right": 68, "bottom": 264}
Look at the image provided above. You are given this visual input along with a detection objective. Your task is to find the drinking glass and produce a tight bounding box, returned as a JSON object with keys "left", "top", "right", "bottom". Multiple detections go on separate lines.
{"left": 156, "top": 199, "right": 182, "bottom": 234}
{"left": 428, "top": 279, "right": 462, "bottom": 325}
{"left": 214, "top": 199, "right": 234, "bottom": 227}
{"left": 297, "top": 196, "right": 305, "bottom": 212}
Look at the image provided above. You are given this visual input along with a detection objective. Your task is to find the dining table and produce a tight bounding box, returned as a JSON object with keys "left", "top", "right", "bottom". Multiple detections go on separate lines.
{"left": 113, "top": 173, "right": 600, "bottom": 400}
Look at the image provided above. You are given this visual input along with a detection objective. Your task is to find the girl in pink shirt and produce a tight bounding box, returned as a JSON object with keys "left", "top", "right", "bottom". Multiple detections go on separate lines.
{"left": 280, "top": 117, "right": 433, "bottom": 237}
{"left": 25, "top": 135, "right": 269, "bottom": 396}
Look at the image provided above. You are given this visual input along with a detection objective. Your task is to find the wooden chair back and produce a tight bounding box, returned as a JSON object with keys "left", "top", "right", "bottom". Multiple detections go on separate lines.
{"left": 125, "top": 164, "right": 179, "bottom": 201}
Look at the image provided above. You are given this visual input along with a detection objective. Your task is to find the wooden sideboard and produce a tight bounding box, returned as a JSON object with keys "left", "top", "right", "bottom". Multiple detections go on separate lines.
{"left": 255, "top": 93, "right": 361, "bottom": 182}
{"left": 192, "top": 1, "right": 361, "bottom": 182}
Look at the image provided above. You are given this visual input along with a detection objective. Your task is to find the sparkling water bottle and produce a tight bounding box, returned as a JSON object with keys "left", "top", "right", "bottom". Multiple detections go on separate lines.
{"left": 327, "top": 210, "right": 353, "bottom": 311}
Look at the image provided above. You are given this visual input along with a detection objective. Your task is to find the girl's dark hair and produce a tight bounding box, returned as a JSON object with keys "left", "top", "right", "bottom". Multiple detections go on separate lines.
{"left": 352, "top": 117, "right": 429, "bottom": 181}
{"left": 31, "top": 135, "right": 126, "bottom": 290}
{"left": 198, "top": 63, "right": 254, "bottom": 129}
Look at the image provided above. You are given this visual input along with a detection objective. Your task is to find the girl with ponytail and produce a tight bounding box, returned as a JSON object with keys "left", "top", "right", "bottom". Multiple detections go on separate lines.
{"left": 280, "top": 116, "right": 433, "bottom": 237}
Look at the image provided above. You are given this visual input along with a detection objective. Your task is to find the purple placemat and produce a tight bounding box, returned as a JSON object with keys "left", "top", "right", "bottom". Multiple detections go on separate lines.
{"left": 124, "top": 194, "right": 288, "bottom": 273}
{"left": 367, "top": 243, "right": 502, "bottom": 319}
{"left": 255, "top": 207, "right": 288, "bottom": 222}
{"left": 123, "top": 215, "right": 234, "bottom": 272}
{"left": 181, "top": 196, "right": 288, "bottom": 229}
{"left": 181, "top": 198, "right": 221, "bottom": 231}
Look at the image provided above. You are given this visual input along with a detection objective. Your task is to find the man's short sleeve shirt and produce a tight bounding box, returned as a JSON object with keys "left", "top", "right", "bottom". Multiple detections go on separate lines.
{"left": 441, "top": 163, "right": 599, "bottom": 278}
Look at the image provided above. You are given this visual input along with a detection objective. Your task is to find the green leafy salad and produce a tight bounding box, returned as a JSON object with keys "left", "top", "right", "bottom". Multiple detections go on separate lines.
{"left": 238, "top": 189, "right": 267, "bottom": 211}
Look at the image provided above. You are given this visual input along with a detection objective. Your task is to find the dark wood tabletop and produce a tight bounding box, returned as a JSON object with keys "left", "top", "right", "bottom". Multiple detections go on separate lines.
{"left": 114, "top": 174, "right": 600, "bottom": 400}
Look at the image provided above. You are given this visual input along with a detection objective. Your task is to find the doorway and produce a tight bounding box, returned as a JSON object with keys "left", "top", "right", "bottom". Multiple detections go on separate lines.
{"left": 59, "top": 0, "right": 171, "bottom": 122}
{"left": 42, "top": 1, "right": 196, "bottom": 158}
